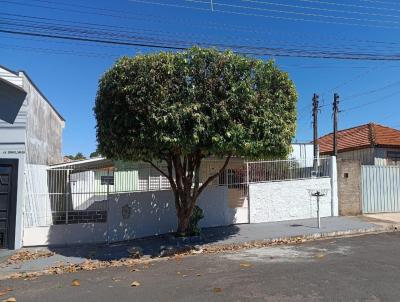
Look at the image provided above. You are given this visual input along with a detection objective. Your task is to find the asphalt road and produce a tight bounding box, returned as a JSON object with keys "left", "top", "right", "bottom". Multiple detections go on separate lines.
{"left": 1, "top": 232, "right": 400, "bottom": 302}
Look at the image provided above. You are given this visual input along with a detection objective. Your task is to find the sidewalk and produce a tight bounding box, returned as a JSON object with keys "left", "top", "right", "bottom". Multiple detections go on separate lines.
{"left": 0, "top": 216, "right": 392, "bottom": 279}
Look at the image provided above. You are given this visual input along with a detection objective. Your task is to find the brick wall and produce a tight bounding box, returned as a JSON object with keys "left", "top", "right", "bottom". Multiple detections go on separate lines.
{"left": 337, "top": 159, "right": 362, "bottom": 215}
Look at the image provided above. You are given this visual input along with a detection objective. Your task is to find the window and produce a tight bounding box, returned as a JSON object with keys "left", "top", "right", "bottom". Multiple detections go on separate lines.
{"left": 219, "top": 169, "right": 245, "bottom": 188}
{"left": 387, "top": 151, "right": 400, "bottom": 165}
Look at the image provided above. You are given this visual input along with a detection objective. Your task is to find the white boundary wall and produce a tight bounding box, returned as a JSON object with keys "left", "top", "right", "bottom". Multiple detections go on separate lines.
{"left": 22, "top": 157, "right": 338, "bottom": 246}
{"left": 22, "top": 185, "right": 247, "bottom": 246}
{"left": 249, "top": 177, "right": 337, "bottom": 223}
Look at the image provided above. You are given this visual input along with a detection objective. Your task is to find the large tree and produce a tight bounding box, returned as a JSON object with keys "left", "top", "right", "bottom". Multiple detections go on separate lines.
{"left": 95, "top": 47, "right": 297, "bottom": 234}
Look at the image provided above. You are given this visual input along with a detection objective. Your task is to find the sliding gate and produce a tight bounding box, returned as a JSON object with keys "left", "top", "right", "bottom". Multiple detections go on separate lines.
{"left": 362, "top": 166, "right": 400, "bottom": 213}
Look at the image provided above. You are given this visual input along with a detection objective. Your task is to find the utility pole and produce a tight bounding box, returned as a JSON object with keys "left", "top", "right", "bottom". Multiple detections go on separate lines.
{"left": 333, "top": 93, "right": 340, "bottom": 157}
{"left": 312, "top": 93, "right": 319, "bottom": 169}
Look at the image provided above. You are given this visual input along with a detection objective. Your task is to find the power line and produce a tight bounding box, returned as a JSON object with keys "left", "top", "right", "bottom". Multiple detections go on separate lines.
{"left": 358, "top": 0, "right": 400, "bottom": 6}
{"left": 4, "top": 22, "right": 400, "bottom": 61}
{"left": 342, "top": 79, "right": 400, "bottom": 100}
{"left": 6, "top": 13, "right": 396, "bottom": 54}
{"left": 3, "top": 2, "right": 400, "bottom": 60}
{"left": 129, "top": 0, "right": 400, "bottom": 29}
{"left": 207, "top": 1, "right": 400, "bottom": 25}
{"left": 3, "top": 15, "right": 398, "bottom": 54}
{"left": 0, "top": 42, "right": 124, "bottom": 58}
{"left": 293, "top": 0, "right": 400, "bottom": 13}
{"left": 5, "top": 0, "right": 400, "bottom": 50}
{"left": 239, "top": 0, "right": 400, "bottom": 20}
{"left": 342, "top": 90, "right": 400, "bottom": 112}
{"left": 322, "top": 64, "right": 383, "bottom": 95}
{"left": 3, "top": 13, "right": 400, "bottom": 60}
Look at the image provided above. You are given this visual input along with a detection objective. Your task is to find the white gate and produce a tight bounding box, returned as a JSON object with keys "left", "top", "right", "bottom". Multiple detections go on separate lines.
{"left": 362, "top": 166, "right": 400, "bottom": 213}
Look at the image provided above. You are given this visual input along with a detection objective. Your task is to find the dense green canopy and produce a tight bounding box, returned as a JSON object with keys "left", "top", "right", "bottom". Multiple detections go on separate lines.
{"left": 95, "top": 47, "right": 297, "bottom": 162}
{"left": 95, "top": 47, "right": 297, "bottom": 234}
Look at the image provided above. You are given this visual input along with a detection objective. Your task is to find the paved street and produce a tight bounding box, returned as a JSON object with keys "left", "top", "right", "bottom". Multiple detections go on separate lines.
{"left": 1, "top": 232, "right": 400, "bottom": 302}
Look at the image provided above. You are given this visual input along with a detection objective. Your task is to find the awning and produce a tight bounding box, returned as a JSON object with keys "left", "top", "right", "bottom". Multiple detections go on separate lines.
{"left": 0, "top": 77, "right": 27, "bottom": 124}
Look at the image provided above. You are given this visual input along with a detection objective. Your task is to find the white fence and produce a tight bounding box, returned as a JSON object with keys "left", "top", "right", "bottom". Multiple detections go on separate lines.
{"left": 22, "top": 157, "right": 337, "bottom": 246}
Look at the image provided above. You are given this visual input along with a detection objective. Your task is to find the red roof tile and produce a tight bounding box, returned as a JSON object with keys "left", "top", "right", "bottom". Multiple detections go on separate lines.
{"left": 318, "top": 123, "right": 400, "bottom": 154}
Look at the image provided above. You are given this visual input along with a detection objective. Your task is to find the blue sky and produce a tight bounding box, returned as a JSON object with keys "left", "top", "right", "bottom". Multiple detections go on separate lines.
{"left": 1, "top": 0, "right": 400, "bottom": 157}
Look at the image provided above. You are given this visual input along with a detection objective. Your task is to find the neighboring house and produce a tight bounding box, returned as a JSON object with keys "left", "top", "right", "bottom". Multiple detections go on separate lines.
{"left": 318, "top": 123, "right": 400, "bottom": 166}
{"left": 0, "top": 64, "right": 65, "bottom": 249}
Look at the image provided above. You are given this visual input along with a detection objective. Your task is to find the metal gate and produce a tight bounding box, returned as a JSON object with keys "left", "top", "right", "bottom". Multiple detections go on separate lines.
{"left": 362, "top": 165, "right": 400, "bottom": 213}
{"left": 0, "top": 159, "right": 18, "bottom": 249}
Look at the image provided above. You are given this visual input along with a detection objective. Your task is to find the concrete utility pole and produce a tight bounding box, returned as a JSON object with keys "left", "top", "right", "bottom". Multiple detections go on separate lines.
{"left": 333, "top": 93, "right": 340, "bottom": 157}
{"left": 312, "top": 94, "right": 319, "bottom": 169}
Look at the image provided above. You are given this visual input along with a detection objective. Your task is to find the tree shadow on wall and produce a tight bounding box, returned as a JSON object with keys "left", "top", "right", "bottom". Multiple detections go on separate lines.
{"left": 46, "top": 191, "right": 241, "bottom": 262}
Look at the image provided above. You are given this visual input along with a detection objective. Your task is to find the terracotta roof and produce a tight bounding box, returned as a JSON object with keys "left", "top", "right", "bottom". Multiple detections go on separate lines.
{"left": 318, "top": 123, "right": 400, "bottom": 154}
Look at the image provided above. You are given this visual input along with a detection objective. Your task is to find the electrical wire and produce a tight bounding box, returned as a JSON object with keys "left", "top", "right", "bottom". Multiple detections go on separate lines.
{"left": 5, "top": 0, "right": 400, "bottom": 50}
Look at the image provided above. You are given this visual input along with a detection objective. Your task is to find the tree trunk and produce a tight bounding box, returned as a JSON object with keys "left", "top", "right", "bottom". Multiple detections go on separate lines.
{"left": 176, "top": 212, "right": 191, "bottom": 235}
{"left": 146, "top": 154, "right": 231, "bottom": 236}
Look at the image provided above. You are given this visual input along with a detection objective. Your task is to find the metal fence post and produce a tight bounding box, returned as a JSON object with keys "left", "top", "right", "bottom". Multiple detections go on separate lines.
{"left": 246, "top": 162, "right": 250, "bottom": 224}
{"left": 65, "top": 170, "right": 70, "bottom": 225}
{"left": 106, "top": 168, "right": 110, "bottom": 245}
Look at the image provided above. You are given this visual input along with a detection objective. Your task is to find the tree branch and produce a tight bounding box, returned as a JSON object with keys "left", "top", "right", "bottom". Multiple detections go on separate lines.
{"left": 144, "top": 160, "right": 171, "bottom": 182}
{"left": 195, "top": 155, "right": 231, "bottom": 200}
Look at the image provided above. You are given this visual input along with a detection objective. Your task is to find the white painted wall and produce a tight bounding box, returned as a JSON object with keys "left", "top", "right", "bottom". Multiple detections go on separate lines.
{"left": 23, "top": 223, "right": 107, "bottom": 246}
{"left": 249, "top": 177, "right": 335, "bottom": 223}
{"left": 24, "top": 164, "right": 53, "bottom": 227}
{"left": 22, "top": 158, "right": 338, "bottom": 247}
{"left": 107, "top": 185, "right": 245, "bottom": 243}
{"left": 22, "top": 185, "right": 247, "bottom": 246}
{"left": 330, "top": 156, "right": 339, "bottom": 217}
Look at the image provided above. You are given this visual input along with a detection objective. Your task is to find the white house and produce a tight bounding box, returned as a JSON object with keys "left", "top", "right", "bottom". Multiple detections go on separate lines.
{"left": 0, "top": 64, "right": 65, "bottom": 249}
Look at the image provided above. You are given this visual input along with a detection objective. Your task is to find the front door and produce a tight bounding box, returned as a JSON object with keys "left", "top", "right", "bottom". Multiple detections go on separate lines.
{"left": 0, "top": 160, "right": 18, "bottom": 249}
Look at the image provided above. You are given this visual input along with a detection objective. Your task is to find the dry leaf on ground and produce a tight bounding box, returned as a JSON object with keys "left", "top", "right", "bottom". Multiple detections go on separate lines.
{"left": 2, "top": 297, "right": 16, "bottom": 302}
{"left": 131, "top": 281, "right": 141, "bottom": 287}
{"left": 71, "top": 279, "right": 80, "bottom": 286}
{"left": 213, "top": 288, "right": 223, "bottom": 293}
{"left": 314, "top": 253, "right": 326, "bottom": 259}
{"left": 7, "top": 250, "right": 54, "bottom": 265}
{"left": 240, "top": 263, "right": 252, "bottom": 268}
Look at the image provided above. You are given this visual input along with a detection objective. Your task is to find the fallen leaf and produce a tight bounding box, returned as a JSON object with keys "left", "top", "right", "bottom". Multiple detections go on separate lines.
{"left": 315, "top": 253, "right": 326, "bottom": 259}
{"left": 0, "top": 292, "right": 7, "bottom": 297}
{"left": 71, "top": 279, "right": 80, "bottom": 286}
{"left": 213, "top": 288, "right": 223, "bottom": 293}
{"left": 7, "top": 250, "right": 54, "bottom": 264}
{"left": 240, "top": 263, "right": 252, "bottom": 268}
{"left": 131, "top": 281, "right": 141, "bottom": 287}
{"left": 2, "top": 298, "right": 16, "bottom": 302}
{"left": 182, "top": 275, "right": 188, "bottom": 278}
{"left": 131, "top": 269, "right": 141, "bottom": 272}
{"left": 196, "top": 273, "right": 202, "bottom": 277}
{"left": 176, "top": 272, "right": 181, "bottom": 275}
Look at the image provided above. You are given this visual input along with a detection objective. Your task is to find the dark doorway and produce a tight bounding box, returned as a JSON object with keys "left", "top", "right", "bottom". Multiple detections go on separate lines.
{"left": 0, "top": 159, "right": 18, "bottom": 249}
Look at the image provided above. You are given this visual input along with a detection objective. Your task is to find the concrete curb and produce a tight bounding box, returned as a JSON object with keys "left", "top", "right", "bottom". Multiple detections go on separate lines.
{"left": 158, "top": 225, "right": 399, "bottom": 257}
